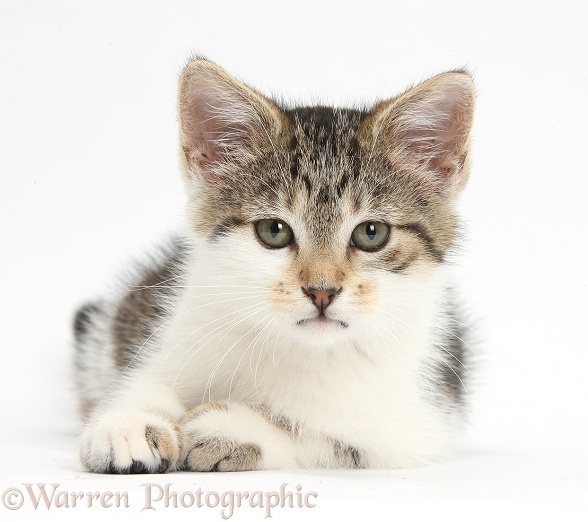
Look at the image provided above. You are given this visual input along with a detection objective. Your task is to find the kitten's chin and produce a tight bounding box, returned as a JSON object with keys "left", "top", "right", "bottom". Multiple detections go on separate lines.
{"left": 292, "top": 316, "right": 350, "bottom": 347}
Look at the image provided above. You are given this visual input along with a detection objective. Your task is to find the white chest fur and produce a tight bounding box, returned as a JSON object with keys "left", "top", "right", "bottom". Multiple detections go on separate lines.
{"left": 150, "top": 265, "right": 455, "bottom": 468}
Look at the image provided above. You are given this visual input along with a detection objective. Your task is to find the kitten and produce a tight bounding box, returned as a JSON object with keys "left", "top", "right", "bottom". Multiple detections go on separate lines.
{"left": 75, "top": 57, "right": 475, "bottom": 473}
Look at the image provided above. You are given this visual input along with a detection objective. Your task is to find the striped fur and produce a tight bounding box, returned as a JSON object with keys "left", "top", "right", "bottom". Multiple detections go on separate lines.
{"left": 75, "top": 58, "right": 475, "bottom": 473}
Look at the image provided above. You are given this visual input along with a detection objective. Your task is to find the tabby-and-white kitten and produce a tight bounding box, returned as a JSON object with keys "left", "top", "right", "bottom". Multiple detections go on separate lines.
{"left": 75, "top": 57, "right": 475, "bottom": 473}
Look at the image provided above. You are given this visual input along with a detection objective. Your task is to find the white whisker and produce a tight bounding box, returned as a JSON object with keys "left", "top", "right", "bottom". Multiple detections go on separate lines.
{"left": 121, "top": 293, "right": 264, "bottom": 374}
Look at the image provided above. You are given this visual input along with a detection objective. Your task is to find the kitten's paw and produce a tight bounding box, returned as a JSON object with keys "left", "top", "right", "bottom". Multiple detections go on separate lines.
{"left": 181, "top": 403, "right": 262, "bottom": 472}
{"left": 81, "top": 409, "right": 182, "bottom": 474}
{"left": 184, "top": 437, "right": 261, "bottom": 472}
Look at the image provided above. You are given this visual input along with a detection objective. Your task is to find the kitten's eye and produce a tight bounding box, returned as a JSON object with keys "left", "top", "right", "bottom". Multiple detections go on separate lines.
{"left": 256, "top": 219, "right": 294, "bottom": 249}
{"left": 351, "top": 221, "right": 390, "bottom": 251}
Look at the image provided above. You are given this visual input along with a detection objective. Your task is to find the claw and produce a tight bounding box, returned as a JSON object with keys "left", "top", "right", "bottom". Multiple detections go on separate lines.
{"left": 157, "top": 459, "right": 169, "bottom": 473}
{"left": 130, "top": 460, "right": 147, "bottom": 474}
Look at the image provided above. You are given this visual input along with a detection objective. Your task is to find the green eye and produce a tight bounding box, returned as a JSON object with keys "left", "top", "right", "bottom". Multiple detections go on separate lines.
{"left": 256, "top": 219, "right": 294, "bottom": 248}
{"left": 351, "top": 221, "right": 390, "bottom": 251}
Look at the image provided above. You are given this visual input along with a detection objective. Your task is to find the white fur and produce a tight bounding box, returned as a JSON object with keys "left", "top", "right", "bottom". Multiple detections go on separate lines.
{"left": 81, "top": 221, "right": 461, "bottom": 470}
{"left": 79, "top": 62, "right": 473, "bottom": 472}
{"left": 183, "top": 404, "right": 299, "bottom": 469}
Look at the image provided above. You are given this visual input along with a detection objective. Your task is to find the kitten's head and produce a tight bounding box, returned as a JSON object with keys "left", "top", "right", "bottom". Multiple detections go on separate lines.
{"left": 178, "top": 58, "right": 474, "bottom": 350}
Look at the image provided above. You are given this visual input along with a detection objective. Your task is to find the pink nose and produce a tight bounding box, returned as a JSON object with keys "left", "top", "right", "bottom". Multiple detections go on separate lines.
{"left": 302, "top": 287, "right": 341, "bottom": 311}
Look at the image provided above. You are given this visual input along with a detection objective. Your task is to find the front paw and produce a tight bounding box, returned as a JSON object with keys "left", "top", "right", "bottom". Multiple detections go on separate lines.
{"left": 81, "top": 409, "right": 182, "bottom": 474}
{"left": 181, "top": 403, "right": 262, "bottom": 472}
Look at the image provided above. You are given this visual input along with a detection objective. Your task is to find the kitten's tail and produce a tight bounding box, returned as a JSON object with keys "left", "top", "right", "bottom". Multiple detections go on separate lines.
{"left": 73, "top": 301, "right": 117, "bottom": 418}
{"left": 74, "top": 302, "right": 103, "bottom": 343}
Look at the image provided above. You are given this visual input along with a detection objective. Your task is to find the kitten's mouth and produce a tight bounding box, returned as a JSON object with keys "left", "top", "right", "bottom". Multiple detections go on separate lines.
{"left": 296, "top": 315, "right": 349, "bottom": 329}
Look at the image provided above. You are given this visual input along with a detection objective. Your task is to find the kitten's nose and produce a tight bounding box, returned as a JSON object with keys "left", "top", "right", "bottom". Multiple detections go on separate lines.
{"left": 302, "top": 287, "right": 341, "bottom": 311}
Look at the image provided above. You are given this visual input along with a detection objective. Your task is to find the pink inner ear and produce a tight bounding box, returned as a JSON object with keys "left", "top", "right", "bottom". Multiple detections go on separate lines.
{"left": 180, "top": 80, "right": 259, "bottom": 182}
{"left": 401, "top": 124, "right": 458, "bottom": 177}
{"left": 188, "top": 108, "right": 223, "bottom": 165}
{"left": 188, "top": 108, "right": 250, "bottom": 166}
{"left": 396, "top": 86, "right": 472, "bottom": 180}
{"left": 184, "top": 101, "right": 249, "bottom": 169}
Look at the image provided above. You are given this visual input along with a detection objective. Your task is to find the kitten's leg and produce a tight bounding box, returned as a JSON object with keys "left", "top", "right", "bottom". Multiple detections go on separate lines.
{"left": 80, "top": 381, "right": 187, "bottom": 474}
{"left": 180, "top": 402, "right": 362, "bottom": 471}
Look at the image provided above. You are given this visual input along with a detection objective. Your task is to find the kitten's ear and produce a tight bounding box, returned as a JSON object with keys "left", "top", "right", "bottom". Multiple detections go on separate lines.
{"left": 179, "top": 58, "right": 284, "bottom": 183}
{"left": 365, "top": 71, "right": 475, "bottom": 194}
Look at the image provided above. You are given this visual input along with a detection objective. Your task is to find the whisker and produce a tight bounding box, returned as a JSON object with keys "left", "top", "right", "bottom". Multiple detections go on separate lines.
{"left": 125, "top": 272, "right": 187, "bottom": 290}
{"left": 368, "top": 314, "right": 438, "bottom": 405}
{"left": 202, "top": 308, "right": 270, "bottom": 403}
{"left": 227, "top": 313, "right": 276, "bottom": 402}
{"left": 380, "top": 303, "right": 479, "bottom": 358}
{"left": 160, "top": 300, "right": 265, "bottom": 366}
{"left": 376, "top": 308, "right": 474, "bottom": 374}
{"left": 173, "top": 303, "right": 266, "bottom": 372}
{"left": 129, "top": 285, "right": 267, "bottom": 290}
{"left": 121, "top": 293, "right": 264, "bottom": 374}
{"left": 170, "top": 304, "right": 266, "bottom": 397}
{"left": 371, "top": 311, "right": 469, "bottom": 397}
{"left": 253, "top": 317, "right": 280, "bottom": 397}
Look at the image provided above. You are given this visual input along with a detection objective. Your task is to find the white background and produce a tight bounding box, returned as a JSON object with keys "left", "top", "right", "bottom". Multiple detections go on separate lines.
{"left": 1, "top": 0, "right": 587, "bottom": 520}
